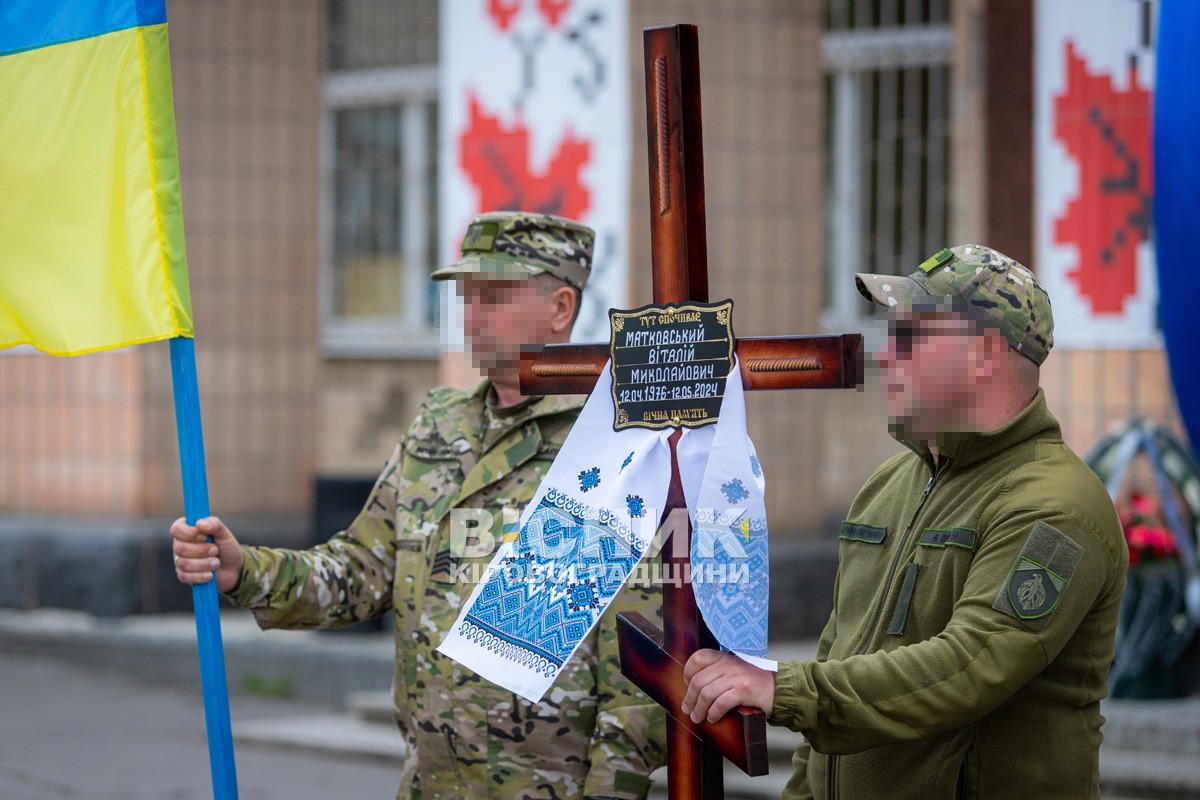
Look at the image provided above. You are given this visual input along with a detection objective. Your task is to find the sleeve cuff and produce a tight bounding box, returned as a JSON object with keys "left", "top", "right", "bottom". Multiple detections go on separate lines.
{"left": 223, "top": 545, "right": 264, "bottom": 607}
{"left": 769, "top": 659, "right": 816, "bottom": 733}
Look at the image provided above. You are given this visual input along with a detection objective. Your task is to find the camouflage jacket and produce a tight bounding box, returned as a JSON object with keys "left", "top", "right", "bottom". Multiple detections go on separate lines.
{"left": 227, "top": 382, "right": 665, "bottom": 800}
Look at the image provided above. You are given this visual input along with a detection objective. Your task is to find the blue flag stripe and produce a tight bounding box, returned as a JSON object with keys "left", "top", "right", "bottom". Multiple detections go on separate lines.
{"left": 0, "top": 0, "right": 167, "bottom": 56}
{"left": 1154, "top": 0, "right": 1200, "bottom": 453}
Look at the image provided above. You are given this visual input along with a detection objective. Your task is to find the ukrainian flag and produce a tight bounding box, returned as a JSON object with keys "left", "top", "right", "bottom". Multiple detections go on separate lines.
{"left": 0, "top": 0, "right": 192, "bottom": 356}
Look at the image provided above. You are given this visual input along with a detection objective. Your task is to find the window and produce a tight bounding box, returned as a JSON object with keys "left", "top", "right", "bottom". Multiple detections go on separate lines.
{"left": 822, "top": 0, "right": 951, "bottom": 328}
{"left": 321, "top": 0, "right": 439, "bottom": 357}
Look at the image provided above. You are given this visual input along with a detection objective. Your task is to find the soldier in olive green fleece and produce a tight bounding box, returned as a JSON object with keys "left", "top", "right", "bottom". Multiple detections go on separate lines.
{"left": 172, "top": 212, "right": 666, "bottom": 800}
{"left": 681, "top": 245, "right": 1126, "bottom": 800}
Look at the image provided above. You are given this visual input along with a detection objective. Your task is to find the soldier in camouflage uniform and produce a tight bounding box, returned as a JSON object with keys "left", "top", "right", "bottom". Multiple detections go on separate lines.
{"left": 172, "top": 212, "right": 666, "bottom": 800}
{"left": 679, "top": 245, "right": 1126, "bottom": 799}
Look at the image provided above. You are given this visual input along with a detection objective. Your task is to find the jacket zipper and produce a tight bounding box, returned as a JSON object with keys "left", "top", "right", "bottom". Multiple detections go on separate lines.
{"left": 827, "top": 458, "right": 949, "bottom": 800}
{"left": 854, "top": 458, "right": 947, "bottom": 655}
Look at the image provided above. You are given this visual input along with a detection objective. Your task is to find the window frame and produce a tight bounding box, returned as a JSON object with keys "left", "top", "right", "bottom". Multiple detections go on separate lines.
{"left": 318, "top": 64, "right": 441, "bottom": 359}
{"left": 820, "top": 21, "right": 953, "bottom": 335}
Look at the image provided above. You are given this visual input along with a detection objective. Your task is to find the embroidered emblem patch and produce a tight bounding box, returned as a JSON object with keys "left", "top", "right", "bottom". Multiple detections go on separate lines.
{"left": 626, "top": 494, "right": 646, "bottom": 518}
{"left": 578, "top": 466, "right": 601, "bottom": 492}
{"left": 721, "top": 478, "right": 749, "bottom": 504}
{"left": 1007, "top": 557, "right": 1066, "bottom": 619}
{"left": 992, "top": 521, "right": 1082, "bottom": 630}
{"left": 460, "top": 221, "right": 499, "bottom": 252}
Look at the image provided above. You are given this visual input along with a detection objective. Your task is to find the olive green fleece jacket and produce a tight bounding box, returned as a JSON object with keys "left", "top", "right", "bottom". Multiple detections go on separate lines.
{"left": 772, "top": 390, "right": 1126, "bottom": 800}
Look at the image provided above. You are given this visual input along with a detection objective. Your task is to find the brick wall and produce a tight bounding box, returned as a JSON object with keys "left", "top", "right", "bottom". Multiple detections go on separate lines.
{"left": 0, "top": 0, "right": 322, "bottom": 517}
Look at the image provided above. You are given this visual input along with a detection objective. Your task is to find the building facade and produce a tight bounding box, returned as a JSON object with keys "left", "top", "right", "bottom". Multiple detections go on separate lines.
{"left": 0, "top": 0, "right": 1181, "bottom": 586}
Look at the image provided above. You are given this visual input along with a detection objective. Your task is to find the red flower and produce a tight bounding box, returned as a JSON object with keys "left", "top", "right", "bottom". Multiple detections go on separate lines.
{"left": 1119, "top": 494, "right": 1179, "bottom": 568}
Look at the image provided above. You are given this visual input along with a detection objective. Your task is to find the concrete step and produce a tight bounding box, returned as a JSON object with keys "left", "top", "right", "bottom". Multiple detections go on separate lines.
{"left": 0, "top": 608, "right": 394, "bottom": 706}
{"left": 1099, "top": 697, "right": 1200, "bottom": 798}
{"left": 1100, "top": 750, "right": 1200, "bottom": 799}
{"left": 347, "top": 689, "right": 396, "bottom": 725}
{"left": 234, "top": 713, "right": 406, "bottom": 766}
{"left": 1101, "top": 696, "right": 1200, "bottom": 757}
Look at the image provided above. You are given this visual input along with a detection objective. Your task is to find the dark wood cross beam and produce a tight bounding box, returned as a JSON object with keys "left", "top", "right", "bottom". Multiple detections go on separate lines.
{"left": 520, "top": 24, "right": 862, "bottom": 800}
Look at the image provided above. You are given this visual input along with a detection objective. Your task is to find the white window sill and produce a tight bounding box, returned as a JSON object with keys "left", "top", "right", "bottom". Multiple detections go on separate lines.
{"left": 321, "top": 324, "right": 440, "bottom": 360}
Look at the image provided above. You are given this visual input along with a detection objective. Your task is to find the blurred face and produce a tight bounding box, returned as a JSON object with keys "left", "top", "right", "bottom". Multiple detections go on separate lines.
{"left": 457, "top": 277, "right": 558, "bottom": 383}
{"left": 874, "top": 312, "right": 978, "bottom": 440}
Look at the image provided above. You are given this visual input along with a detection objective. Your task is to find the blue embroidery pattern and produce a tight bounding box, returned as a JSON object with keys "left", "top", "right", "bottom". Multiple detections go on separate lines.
{"left": 579, "top": 466, "right": 601, "bottom": 492}
{"left": 692, "top": 517, "right": 770, "bottom": 657}
{"left": 458, "top": 495, "right": 642, "bottom": 676}
{"left": 566, "top": 579, "right": 601, "bottom": 612}
{"left": 750, "top": 454, "right": 762, "bottom": 478}
{"left": 620, "top": 451, "right": 634, "bottom": 472}
{"left": 626, "top": 494, "right": 646, "bottom": 518}
{"left": 721, "top": 478, "right": 749, "bottom": 504}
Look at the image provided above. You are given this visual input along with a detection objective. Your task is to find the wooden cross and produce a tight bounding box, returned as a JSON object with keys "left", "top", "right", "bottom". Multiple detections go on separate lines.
{"left": 520, "top": 24, "right": 862, "bottom": 799}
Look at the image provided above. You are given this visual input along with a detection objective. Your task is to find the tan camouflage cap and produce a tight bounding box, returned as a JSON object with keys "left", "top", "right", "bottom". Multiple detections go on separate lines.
{"left": 855, "top": 244, "right": 1055, "bottom": 365}
{"left": 431, "top": 211, "right": 595, "bottom": 290}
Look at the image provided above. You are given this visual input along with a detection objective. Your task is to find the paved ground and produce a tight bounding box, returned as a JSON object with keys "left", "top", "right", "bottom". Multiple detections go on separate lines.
{"left": 1, "top": 608, "right": 1196, "bottom": 799}
{"left": 0, "top": 651, "right": 403, "bottom": 800}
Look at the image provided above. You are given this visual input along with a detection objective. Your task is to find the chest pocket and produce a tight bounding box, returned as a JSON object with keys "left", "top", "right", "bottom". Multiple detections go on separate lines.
{"left": 393, "top": 440, "right": 465, "bottom": 631}
{"left": 901, "top": 526, "right": 979, "bottom": 639}
{"left": 913, "top": 526, "right": 979, "bottom": 578}
{"left": 833, "top": 521, "right": 892, "bottom": 643}
{"left": 400, "top": 439, "right": 468, "bottom": 525}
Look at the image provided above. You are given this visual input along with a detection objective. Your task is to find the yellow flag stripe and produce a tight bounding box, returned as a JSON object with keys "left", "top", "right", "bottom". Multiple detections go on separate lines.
{"left": 0, "top": 23, "right": 192, "bottom": 356}
{"left": 139, "top": 24, "right": 192, "bottom": 338}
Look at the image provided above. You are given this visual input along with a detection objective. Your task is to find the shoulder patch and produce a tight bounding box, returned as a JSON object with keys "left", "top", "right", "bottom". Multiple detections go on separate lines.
{"left": 839, "top": 521, "right": 887, "bottom": 544}
{"left": 1007, "top": 557, "right": 1066, "bottom": 619}
{"left": 993, "top": 521, "right": 1083, "bottom": 631}
{"left": 918, "top": 527, "right": 978, "bottom": 551}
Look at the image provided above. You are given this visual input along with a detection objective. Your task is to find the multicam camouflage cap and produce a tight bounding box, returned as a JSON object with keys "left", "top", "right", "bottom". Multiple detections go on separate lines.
{"left": 855, "top": 244, "right": 1055, "bottom": 365}
{"left": 431, "top": 211, "right": 595, "bottom": 290}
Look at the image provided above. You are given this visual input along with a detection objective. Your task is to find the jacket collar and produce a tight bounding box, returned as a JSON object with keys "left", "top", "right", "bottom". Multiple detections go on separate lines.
{"left": 893, "top": 388, "right": 1062, "bottom": 471}
{"left": 441, "top": 381, "right": 585, "bottom": 509}
{"left": 430, "top": 380, "right": 585, "bottom": 453}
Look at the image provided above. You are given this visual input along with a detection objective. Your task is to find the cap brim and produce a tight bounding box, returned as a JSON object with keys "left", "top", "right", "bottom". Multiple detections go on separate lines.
{"left": 430, "top": 254, "right": 544, "bottom": 282}
{"left": 854, "top": 273, "right": 929, "bottom": 310}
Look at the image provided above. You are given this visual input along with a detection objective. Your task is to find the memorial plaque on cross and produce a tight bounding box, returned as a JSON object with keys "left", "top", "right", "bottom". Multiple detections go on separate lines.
{"left": 520, "top": 24, "right": 862, "bottom": 800}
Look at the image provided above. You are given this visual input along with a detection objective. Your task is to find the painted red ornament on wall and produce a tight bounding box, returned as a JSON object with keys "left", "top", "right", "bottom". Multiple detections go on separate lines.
{"left": 1053, "top": 41, "right": 1153, "bottom": 316}
{"left": 459, "top": 92, "right": 592, "bottom": 220}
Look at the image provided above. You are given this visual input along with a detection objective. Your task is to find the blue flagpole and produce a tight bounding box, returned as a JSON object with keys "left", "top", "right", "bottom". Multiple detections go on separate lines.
{"left": 169, "top": 335, "right": 239, "bottom": 800}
